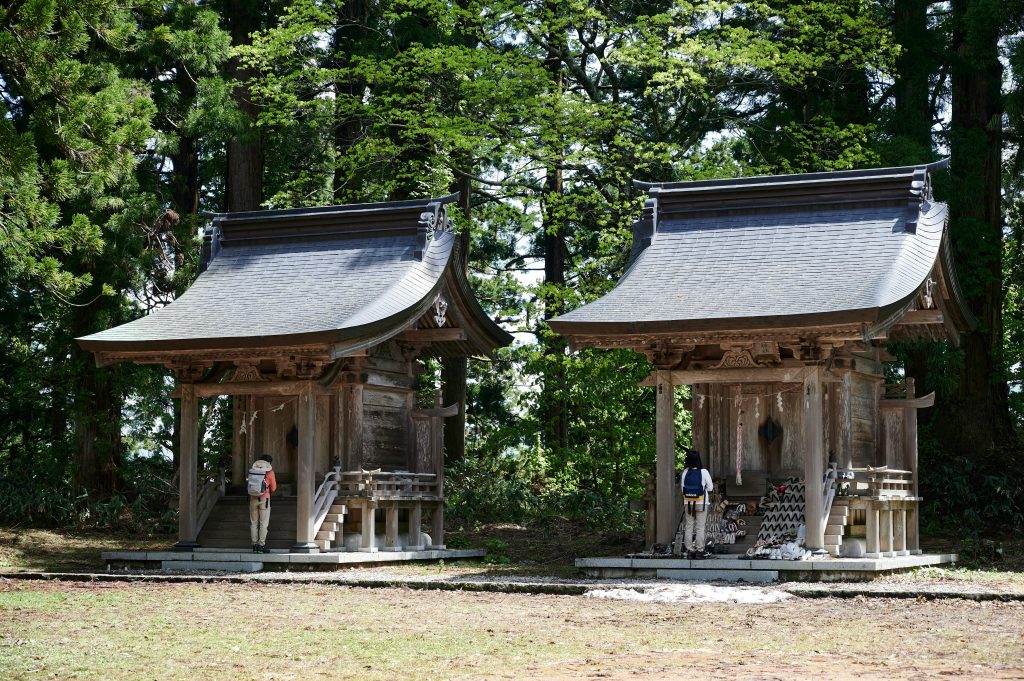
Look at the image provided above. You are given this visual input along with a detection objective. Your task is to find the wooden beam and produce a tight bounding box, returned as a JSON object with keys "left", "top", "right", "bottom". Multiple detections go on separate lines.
{"left": 895, "top": 309, "right": 944, "bottom": 325}
{"left": 175, "top": 384, "right": 199, "bottom": 549}
{"left": 878, "top": 392, "right": 935, "bottom": 410}
{"left": 397, "top": 328, "right": 467, "bottom": 343}
{"left": 803, "top": 367, "right": 825, "bottom": 551}
{"left": 411, "top": 404, "right": 459, "bottom": 419}
{"left": 171, "top": 381, "right": 334, "bottom": 398}
{"left": 655, "top": 370, "right": 676, "bottom": 546}
{"left": 640, "top": 366, "right": 810, "bottom": 387}
{"left": 292, "top": 385, "right": 318, "bottom": 553}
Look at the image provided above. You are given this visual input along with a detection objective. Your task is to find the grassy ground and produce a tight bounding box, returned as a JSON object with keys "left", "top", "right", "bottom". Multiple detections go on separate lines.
{"left": 1, "top": 580, "right": 1022, "bottom": 680}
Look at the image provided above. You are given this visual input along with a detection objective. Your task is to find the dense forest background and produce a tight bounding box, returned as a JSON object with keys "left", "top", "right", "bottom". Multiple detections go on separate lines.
{"left": 1, "top": 0, "right": 1022, "bottom": 540}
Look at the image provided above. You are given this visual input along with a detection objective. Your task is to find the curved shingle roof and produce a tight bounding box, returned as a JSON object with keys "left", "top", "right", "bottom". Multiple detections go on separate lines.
{"left": 78, "top": 196, "right": 512, "bottom": 355}
{"left": 550, "top": 162, "right": 973, "bottom": 339}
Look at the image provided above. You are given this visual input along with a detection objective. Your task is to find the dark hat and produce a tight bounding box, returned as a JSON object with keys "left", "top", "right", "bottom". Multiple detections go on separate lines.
{"left": 260, "top": 454, "right": 273, "bottom": 463}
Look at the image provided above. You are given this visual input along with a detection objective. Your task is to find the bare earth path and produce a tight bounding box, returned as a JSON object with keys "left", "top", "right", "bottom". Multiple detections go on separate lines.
{"left": 1, "top": 579, "right": 1022, "bottom": 680}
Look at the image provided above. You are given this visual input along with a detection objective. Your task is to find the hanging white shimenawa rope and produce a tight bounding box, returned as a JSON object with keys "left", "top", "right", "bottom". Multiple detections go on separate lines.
{"left": 735, "top": 408, "right": 744, "bottom": 486}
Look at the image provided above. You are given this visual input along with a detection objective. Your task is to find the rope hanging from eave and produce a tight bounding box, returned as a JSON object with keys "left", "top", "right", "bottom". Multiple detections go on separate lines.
{"left": 735, "top": 408, "right": 744, "bottom": 486}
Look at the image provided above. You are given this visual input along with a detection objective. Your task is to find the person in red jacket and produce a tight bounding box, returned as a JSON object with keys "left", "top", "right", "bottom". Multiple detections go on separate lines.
{"left": 248, "top": 454, "right": 277, "bottom": 553}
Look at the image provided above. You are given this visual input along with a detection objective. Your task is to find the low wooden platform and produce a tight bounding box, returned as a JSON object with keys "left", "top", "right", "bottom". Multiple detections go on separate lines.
{"left": 577, "top": 553, "right": 958, "bottom": 583}
{"left": 103, "top": 547, "right": 485, "bottom": 573}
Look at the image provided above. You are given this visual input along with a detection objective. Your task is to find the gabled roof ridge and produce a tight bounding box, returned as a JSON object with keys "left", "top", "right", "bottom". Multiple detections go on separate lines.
{"left": 205, "top": 193, "right": 459, "bottom": 222}
{"left": 634, "top": 159, "right": 948, "bottom": 193}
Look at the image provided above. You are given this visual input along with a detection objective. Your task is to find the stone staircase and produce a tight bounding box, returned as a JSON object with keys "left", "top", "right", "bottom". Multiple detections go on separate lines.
{"left": 314, "top": 503, "right": 348, "bottom": 551}
{"left": 824, "top": 501, "right": 849, "bottom": 556}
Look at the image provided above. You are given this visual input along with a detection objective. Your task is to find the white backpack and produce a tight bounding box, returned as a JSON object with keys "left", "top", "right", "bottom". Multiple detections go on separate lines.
{"left": 247, "top": 468, "right": 268, "bottom": 496}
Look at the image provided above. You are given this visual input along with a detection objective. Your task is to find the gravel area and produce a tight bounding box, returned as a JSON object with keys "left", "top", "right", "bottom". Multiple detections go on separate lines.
{"left": 4, "top": 568, "right": 1024, "bottom": 600}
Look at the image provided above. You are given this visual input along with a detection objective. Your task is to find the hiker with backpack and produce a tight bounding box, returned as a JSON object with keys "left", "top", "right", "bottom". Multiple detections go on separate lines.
{"left": 248, "top": 454, "right": 277, "bottom": 553}
{"left": 680, "top": 449, "right": 714, "bottom": 559}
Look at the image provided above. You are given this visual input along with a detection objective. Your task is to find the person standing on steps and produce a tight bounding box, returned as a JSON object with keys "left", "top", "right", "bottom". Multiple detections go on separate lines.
{"left": 680, "top": 449, "right": 714, "bottom": 559}
{"left": 247, "top": 454, "right": 277, "bottom": 553}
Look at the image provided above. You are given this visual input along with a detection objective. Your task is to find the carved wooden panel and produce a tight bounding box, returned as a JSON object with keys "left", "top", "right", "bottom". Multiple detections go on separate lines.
{"left": 850, "top": 374, "right": 878, "bottom": 467}
{"left": 413, "top": 417, "right": 432, "bottom": 473}
{"left": 361, "top": 388, "right": 409, "bottom": 470}
{"left": 777, "top": 384, "right": 804, "bottom": 472}
{"left": 880, "top": 408, "right": 906, "bottom": 470}
{"left": 315, "top": 394, "right": 331, "bottom": 475}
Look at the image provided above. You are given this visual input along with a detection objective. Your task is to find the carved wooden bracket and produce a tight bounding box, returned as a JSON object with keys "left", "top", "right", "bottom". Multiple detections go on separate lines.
{"left": 229, "top": 362, "right": 268, "bottom": 382}
{"left": 643, "top": 343, "right": 695, "bottom": 370}
{"left": 168, "top": 361, "right": 213, "bottom": 383}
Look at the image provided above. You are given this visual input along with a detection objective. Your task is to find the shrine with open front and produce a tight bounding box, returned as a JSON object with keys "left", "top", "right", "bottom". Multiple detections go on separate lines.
{"left": 79, "top": 195, "right": 511, "bottom": 569}
{"left": 551, "top": 161, "right": 970, "bottom": 580}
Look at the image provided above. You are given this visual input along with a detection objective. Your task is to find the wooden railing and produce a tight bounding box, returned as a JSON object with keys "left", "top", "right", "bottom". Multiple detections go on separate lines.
{"left": 195, "top": 467, "right": 226, "bottom": 536}
{"left": 311, "top": 468, "right": 340, "bottom": 538}
{"left": 335, "top": 470, "right": 441, "bottom": 500}
{"left": 850, "top": 466, "right": 914, "bottom": 498}
{"left": 822, "top": 462, "right": 838, "bottom": 525}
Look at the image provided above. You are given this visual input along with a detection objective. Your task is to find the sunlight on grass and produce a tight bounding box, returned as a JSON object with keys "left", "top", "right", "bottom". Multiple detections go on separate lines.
{"left": 1, "top": 582, "right": 1022, "bottom": 680}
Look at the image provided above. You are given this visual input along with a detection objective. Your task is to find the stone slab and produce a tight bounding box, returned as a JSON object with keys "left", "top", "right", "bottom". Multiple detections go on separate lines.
{"left": 575, "top": 557, "right": 635, "bottom": 568}
{"left": 657, "top": 569, "right": 779, "bottom": 584}
{"left": 162, "top": 560, "right": 262, "bottom": 572}
{"left": 700, "top": 558, "right": 752, "bottom": 570}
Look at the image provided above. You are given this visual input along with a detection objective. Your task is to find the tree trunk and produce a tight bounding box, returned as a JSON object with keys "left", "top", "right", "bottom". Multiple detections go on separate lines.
{"left": 891, "top": 0, "right": 938, "bottom": 406}
{"left": 331, "top": 0, "right": 369, "bottom": 201}
{"left": 541, "top": 23, "right": 569, "bottom": 453}
{"left": 442, "top": 174, "right": 471, "bottom": 464}
{"left": 71, "top": 300, "right": 122, "bottom": 500}
{"left": 938, "top": 0, "right": 1013, "bottom": 456}
{"left": 225, "top": 0, "right": 263, "bottom": 212}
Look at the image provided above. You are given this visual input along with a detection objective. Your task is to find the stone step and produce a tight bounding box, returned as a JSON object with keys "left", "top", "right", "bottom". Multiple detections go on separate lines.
{"left": 825, "top": 524, "right": 846, "bottom": 536}
{"left": 656, "top": 568, "right": 778, "bottom": 584}
{"left": 824, "top": 533, "right": 843, "bottom": 545}
{"left": 316, "top": 530, "right": 334, "bottom": 541}
{"left": 161, "top": 560, "right": 263, "bottom": 573}
{"left": 325, "top": 513, "right": 345, "bottom": 523}
{"left": 329, "top": 505, "right": 347, "bottom": 514}
{"left": 824, "top": 543, "right": 841, "bottom": 556}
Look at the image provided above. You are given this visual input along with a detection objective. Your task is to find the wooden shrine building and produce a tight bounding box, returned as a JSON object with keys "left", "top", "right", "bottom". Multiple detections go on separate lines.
{"left": 79, "top": 195, "right": 511, "bottom": 555}
{"left": 550, "top": 161, "right": 974, "bottom": 561}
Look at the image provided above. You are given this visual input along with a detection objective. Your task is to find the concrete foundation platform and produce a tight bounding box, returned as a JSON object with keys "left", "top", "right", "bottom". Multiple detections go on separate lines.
{"left": 576, "top": 553, "right": 958, "bottom": 582}
{"left": 104, "top": 547, "right": 486, "bottom": 572}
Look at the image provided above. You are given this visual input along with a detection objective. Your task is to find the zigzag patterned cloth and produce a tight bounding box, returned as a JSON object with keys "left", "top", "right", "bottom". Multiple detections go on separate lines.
{"left": 756, "top": 477, "right": 806, "bottom": 546}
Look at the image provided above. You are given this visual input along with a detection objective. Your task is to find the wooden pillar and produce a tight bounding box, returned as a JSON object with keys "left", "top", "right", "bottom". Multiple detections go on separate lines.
{"left": 907, "top": 505, "right": 921, "bottom": 554}
{"left": 838, "top": 372, "right": 853, "bottom": 470}
{"left": 880, "top": 507, "right": 894, "bottom": 557}
{"left": 359, "top": 502, "right": 377, "bottom": 552}
{"left": 904, "top": 377, "right": 921, "bottom": 555}
{"left": 894, "top": 508, "right": 908, "bottom": 556}
{"left": 175, "top": 384, "right": 199, "bottom": 549}
{"left": 383, "top": 506, "right": 400, "bottom": 551}
{"left": 655, "top": 370, "right": 676, "bottom": 546}
{"left": 231, "top": 396, "right": 245, "bottom": 488}
{"left": 344, "top": 384, "right": 363, "bottom": 470}
{"left": 428, "top": 386, "right": 446, "bottom": 549}
{"left": 408, "top": 503, "right": 423, "bottom": 550}
{"left": 866, "top": 505, "right": 880, "bottom": 558}
{"left": 803, "top": 367, "right": 825, "bottom": 551}
{"left": 430, "top": 502, "right": 445, "bottom": 549}
{"left": 293, "top": 385, "right": 318, "bottom": 552}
